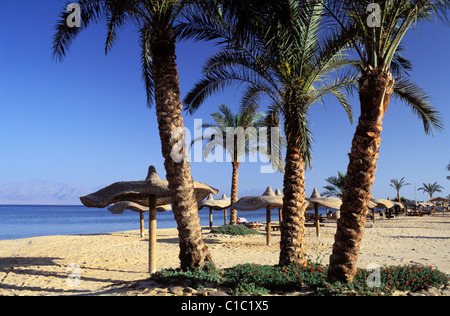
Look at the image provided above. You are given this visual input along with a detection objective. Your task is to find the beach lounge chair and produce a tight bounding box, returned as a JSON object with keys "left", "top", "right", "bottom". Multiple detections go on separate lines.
{"left": 244, "top": 222, "right": 263, "bottom": 229}
{"left": 237, "top": 217, "right": 248, "bottom": 224}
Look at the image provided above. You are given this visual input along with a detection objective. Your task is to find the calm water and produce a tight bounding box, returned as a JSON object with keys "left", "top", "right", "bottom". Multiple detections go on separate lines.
{"left": 0, "top": 205, "right": 327, "bottom": 241}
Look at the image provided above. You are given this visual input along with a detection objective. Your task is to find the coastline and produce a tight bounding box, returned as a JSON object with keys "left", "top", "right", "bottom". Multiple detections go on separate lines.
{"left": 0, "top": 215, "right": 448, "bottom": 295}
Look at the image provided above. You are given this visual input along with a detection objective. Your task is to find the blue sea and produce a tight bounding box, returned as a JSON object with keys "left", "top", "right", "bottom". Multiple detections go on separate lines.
{"left": 0, "top": 205, "right": 328, "bottom": 241}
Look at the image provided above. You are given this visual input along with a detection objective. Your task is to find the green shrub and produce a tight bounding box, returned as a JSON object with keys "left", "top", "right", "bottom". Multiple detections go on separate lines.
{"left": 151, "top": 262, "right": 449, "bottom": 296}
{"left": 152, "top": 263, "right": 223, "bottom": 288}
{"left": 210, "top": 225, "right": 261, "bottom": 236}
{"left": 229, "top": 282, "right": 270, "bottom": 296}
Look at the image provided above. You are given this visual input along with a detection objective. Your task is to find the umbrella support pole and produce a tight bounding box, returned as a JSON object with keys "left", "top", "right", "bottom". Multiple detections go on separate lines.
{"left": 149, "top": 195, "right": 157, "bottom": 274}
{"left": 314, "top": 203, "right": 320, "bottom": 237}
{"left": 278, "top": 208, "right": 282, "bottom": 224}
{"left": 140, "top": 211, "right": 145, "bottom": 238}
{"left": 266, "top": 207, "right": 271, "bottom": 246}
{"left": 209, "top": 208, "right": 213, "bottom": 228}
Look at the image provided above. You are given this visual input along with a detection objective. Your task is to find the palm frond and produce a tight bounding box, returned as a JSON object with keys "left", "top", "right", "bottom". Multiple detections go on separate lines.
{"left": 393, "top": 78, "right": 444, "bottom": 135}
{"left": 104, "top": 0, "right": 132, "bottom": 55}
{"left": 307, "top": 70, "right": 358, "bottom": 124}
{"left": 183, "top": 51, "right": 276, "bottom": 114}
{"left": 52, "top": 0, "right": 106, "bottom": 62}
{"left": 139, "top": 26, "right": 154, "bottom": 108}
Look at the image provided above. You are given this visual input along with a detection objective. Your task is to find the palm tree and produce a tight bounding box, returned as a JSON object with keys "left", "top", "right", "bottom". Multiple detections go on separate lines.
{"left": 52, "top": 0, "right": 214, "bottom": 270}
{"left": 323, "top": 0, "right": 447, "bottom": 283}
{"left": 183, "top": 0, "right": 356, "bottom": 265}
{"left": 447, "top": 161, "right": 450, "bottom": 180}
{"left": 322, "top": 172, "right": 347, "bottom": 198}
{"left": 390, "top": 178, "right": 411, "bottom": 202}
{"left": 192, "top": 104, "right": 283, "bottom": 224}
{"left": 418, "top": 182, "right": 444, "bottom": 199}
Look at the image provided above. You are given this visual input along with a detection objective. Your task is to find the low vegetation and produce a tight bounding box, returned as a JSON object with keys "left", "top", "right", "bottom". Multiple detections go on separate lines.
{"left": 152, "top": 262, "right": 449, "bottom": 296}
{"left": 210, "top": 225, "right": 262, "bottom": 236}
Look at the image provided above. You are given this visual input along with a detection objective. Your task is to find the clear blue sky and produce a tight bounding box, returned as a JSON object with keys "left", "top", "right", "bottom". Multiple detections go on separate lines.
{"left": 0, "top": 1, "right": 449, "bottom": 203}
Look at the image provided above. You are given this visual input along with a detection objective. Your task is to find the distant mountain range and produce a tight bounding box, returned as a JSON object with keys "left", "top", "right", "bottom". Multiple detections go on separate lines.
{"left": 0, "top": 181, "right": 275, "bottom": 205}
{"left": 0, "top": 180, "right": 92, "bottom": 205}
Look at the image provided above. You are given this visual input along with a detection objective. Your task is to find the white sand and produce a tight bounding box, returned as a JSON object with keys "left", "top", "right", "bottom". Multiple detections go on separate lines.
{"left": 0, "top": 215, "right": 448, "bottom": 295}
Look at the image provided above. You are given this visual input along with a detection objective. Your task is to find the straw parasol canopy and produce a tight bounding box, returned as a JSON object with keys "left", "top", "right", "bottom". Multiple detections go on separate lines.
{"left": 232, "top": 186, "right": 283, "bottom": 245}
{"left": 367, "top": 200, "right": 377, "bottom": 209}
{"left": 199, "top": 194, "right": 231, "bottom": 210}
{"left": 306, "top": 188, "right": 342, "bottom": 237}
{"left": 392, "top": 201, "right": 405, "bottom": 209}
{"left": 80, "top": 166, "right": 217, "bottom": 208}
{"left": 198, "top": 194, "right": 231, "bottom": 227}
{"left": 306, "top": 188, "right": 342, "bottom": 211}
{"left": 369, "top": 198, "right": 398, "bottom": 221}
{"left": 429, "top": 197, "right": 450, "bottom": 203}
{"left": 418, "top": 202, "right": 433, "bottom": 207}
{"left": 429, "top": 197, "right": 449, "bottom": 214}
{"left": 80, "top": 166, "right": 218, "bottom": 274}
{"left": 108, "top": 202, "right": 171, "bottom": 238}
{"left": 232, "top": 187, "right": 283, "bottom": 211}
{"left": 370, "top": 198, "right": 395, "bottom": 209}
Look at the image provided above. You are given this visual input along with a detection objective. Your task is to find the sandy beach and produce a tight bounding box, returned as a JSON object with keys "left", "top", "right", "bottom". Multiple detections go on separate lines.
{"left": 0, "top": 214, "right": 448, "bottom": 296}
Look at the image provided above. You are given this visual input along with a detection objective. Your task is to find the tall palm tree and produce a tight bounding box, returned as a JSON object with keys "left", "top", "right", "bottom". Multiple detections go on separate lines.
{"left": 322, "top": 172, "right": 347, "bottom": 198}
{"left": 390, "top": 177, "right": 411, "bottom": 202}
{"left": 183, "top": 0, "right": 356, "bottom": 265}
{"left": 192, "top": 104, "right": 283, "bottom": 224}
{"left": 323, "top": 0, "right": 447, "bottom": 283}
{"left": 52, "top": 0, "right": 214, "bottom": 270}
{"left": 418, "top": 182, "right": 444, "bottom": 199}
{"left": 447, "top": 161, "right": 450, "bottom": 180}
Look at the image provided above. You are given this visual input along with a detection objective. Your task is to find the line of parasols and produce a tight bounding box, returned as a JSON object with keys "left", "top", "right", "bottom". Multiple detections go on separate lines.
{"left": 79, "top": 165, "right": 420, "bottom": 275}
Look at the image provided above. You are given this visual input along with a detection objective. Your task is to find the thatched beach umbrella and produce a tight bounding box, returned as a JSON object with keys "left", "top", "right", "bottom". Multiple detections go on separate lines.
{"left": 429, "top": 197, "right": 450, "bottom": 215}
{"left": 232, "top": 186, "right": 283, "bottom": 245}
{"left": 108, "top": 201, "right": 171, "bottom": 238}
{"left": 80, "top": 166, "right": 218, "bottom": 274}
{"left": 370, "top": 198, "right": 395, "bottom": 209}
{"left": 198, "top": 194, "right": 231, "bottom": 227}
{"left": 429, "top": 197, "right": 450, "bottom": 205}
{"left": 418, "top": 202, "right": 434, "bottom": 213}
{"left": 306, "top": 188, "right": 342, "bottom": 237}
{"left": 370, "top": 198, "right": 397, "bottom": 220}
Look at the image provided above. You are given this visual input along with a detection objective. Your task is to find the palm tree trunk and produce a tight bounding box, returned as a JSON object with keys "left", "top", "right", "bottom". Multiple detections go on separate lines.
{"left": 150, "top": 29, "right": 213, "bottom": 270}
{"left": 229, "top": 161, "right": 240, "bottom": 225}
{"left": 279, "top": 142, "right": 307, "bottom": 266}
{"left": 328, "top": 68, "right": 394, "bottom": 283}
